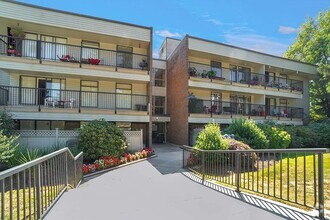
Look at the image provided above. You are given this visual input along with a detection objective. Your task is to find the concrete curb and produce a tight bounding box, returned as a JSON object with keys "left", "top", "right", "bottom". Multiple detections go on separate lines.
{"left": 83, "top": 154, "right": 158, "bottom": 179}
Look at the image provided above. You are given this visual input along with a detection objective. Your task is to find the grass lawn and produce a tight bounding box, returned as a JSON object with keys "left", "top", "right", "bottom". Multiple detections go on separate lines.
{"left": 0, "top": 184, "right": 65, "bottom": 219}
{"left": 206, "top": 152, "right": 330, "bottom": 211}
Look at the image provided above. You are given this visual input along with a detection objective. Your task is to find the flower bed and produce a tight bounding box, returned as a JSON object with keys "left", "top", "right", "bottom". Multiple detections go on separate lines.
{"left": 82, "top": 147, "right": 154, "bottom": 174}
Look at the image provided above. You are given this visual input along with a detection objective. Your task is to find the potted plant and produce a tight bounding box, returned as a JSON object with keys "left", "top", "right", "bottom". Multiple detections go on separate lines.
{"left": 11, "top": 26, "right": 25, "bottom": 39}
{"left": 207, "top": 70, "right": 216, "bottom": 79}
{"left": 201, "top": 70, "right": 208, "bottom": 78}
{"left": 188, "top": 67, "right": 197, "bottom": 77}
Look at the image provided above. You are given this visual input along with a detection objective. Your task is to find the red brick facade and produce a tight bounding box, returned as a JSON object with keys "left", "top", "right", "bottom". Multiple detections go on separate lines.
{"left": 166, "top": 37, "right": 189, "bottom": 145}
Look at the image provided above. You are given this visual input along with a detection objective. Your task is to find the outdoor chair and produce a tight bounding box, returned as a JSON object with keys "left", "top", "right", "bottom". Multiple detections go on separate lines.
{"left": 44, "top": 97, "right": 56, "bottom": 108}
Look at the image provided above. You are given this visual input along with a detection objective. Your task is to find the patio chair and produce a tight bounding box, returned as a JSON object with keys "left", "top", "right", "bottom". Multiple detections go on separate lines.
{"left": 44, "top": 97, "right": 56, "bottom": 108}
{"left": 68, "top": 98, "right": 75, "bottom": 109}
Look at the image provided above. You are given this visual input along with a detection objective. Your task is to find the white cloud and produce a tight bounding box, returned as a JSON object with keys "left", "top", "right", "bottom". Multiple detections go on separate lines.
{"left": 155, "top": 30, "right": 182, "bottom": 38}
{"left": 223, "top": 34, "right": 289, "bottom": 56}
{"left": 153, "top": 50, "right": 159, "bottom": 59}
{"left": 205, "top": 18, "right": 222, "bottom": 26}
{"left": 278, "top": 26, "right": 300, "bottom": 34}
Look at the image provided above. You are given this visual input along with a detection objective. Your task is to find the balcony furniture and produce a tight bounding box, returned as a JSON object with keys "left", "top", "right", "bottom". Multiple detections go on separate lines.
{"left": 57, "top": 55, "right": 79, "bottom": 63}
{"left": 135, "top": 104, "right": 147, "bottom": 111}
{"left": 57, "top": 100, "right": 72, "bottom": 108}
{"left": 81, "top": 58, "right": 90, "bottom": 64}
{"left": 44, "top": 97, "right": 56, "bottom": 108}
{"left": 209, "top": 105, "right": 217, "bottom": 114}
{"left": 89, "top": 58, "right": 100, "bottom": 65}
{"left": 223, "top": 106, "right": 235, "bottom": 114}
{"left": 139, "top": 60, "right": 148, "bottom": 70}
{"left": 203, "top": 106, "right": 209, "bottom": 114}
{"left": 281, "top": 109, "right": 288, "bottom": 117}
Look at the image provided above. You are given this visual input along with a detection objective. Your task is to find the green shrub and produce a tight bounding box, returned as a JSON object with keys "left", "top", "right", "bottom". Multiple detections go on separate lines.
{"left": 7, "top": 146, "right": 43, "bottom": 167}
{"left": 0, "top": 110, "right": 15, "bottom": 137}
{"left": 0, "top": 130, "right": 18, "bottom": 165}
{"left": 78, "top": 119, "right": 127, "bottom": 161}
{"left": 282, "top": 126, "right": 318, "bottom": 148}
{"left": 226, "top": 119, "right": 269, "bottom": 149}
{"left": 195, "top": 123, "right": 229, "bottom": 150}
{"left": 258, "top": 124, "right": 291, "bottom": 149}
{"left": 308, "top": 120, "right": 330, "bottom": 147}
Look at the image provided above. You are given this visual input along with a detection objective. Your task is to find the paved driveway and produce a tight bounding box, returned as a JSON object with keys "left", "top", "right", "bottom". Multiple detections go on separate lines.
{"left": 44, "top": 144, "right": 314, "bottom": 220}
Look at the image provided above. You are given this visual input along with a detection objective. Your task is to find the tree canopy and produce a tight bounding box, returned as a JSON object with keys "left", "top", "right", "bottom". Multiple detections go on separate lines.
{"left": 284, "top": 10, "right": 330, "bottom": 121}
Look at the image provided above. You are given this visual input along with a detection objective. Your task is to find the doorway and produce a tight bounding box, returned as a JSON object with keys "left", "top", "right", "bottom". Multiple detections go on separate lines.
{"left": 152, "top": 123, "right": 166, "bottom": 144}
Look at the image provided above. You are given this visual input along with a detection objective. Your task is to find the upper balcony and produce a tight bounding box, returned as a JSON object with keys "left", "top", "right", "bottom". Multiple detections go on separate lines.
{"left": 0, "top": 35, "right": 150, "bottom": 81}
{"left": 188, "top": 62, "right": 304, "bottom": 97}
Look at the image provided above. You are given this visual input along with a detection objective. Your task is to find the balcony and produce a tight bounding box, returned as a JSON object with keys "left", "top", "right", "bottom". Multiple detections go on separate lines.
{"left": 188, "top": 98, "right": 304, "bottom": 120}
{"left": 0, "top": 35, "right": 150, "bottom": 72}
{"left": 0, "top": 86, "right": 149, "bottom": 114}
{"left": 188, "top": 62, "right": 303, "bottom": 94}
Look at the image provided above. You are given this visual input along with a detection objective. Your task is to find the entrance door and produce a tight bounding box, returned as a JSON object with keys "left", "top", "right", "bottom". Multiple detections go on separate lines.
{"left": 152, "top": 123, "right": 166, "bottom": 143}
{"left": 131, "top": 123, "right": 148, "bottom": 146}
{"left": 38, "top": 79, "right": 47, "bottom": 105}
{"left": 265, "top": 97, "right": 277, "bottom": 116}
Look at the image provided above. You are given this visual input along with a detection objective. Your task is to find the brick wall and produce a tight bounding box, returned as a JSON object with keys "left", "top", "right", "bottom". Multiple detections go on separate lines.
{"left": 166, "top": 37, "right": 189, "bottom": 145}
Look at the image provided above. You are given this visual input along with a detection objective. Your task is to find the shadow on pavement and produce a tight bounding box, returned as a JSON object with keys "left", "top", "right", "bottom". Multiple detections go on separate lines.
{"left": 182, "top": 171, "right": 319, "bottom": 220}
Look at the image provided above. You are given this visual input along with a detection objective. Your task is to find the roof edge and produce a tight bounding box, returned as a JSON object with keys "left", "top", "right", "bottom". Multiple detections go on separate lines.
{"left": 187, "top": 35, "right": 318, "bottom": 68}
{"left": 8, "top": 0, "right": 152, "bottom": 30}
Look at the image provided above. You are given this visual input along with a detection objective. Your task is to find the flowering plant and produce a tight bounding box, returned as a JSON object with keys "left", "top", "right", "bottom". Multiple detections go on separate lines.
{"left": 83, "top": 147, "right": 155, "bottom": 174}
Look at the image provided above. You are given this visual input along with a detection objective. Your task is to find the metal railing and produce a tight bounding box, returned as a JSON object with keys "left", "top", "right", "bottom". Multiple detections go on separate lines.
{"left": 0, "top": 35, "right": 149, "bottom": 71}
{"left": 188, "top": 99, "right": 304, "bottom": 120}
{"left": 0, "top": 85, "right": 149, "bottom": 113}
{"left": 0, "top": 148, "right": 83, "bottom": 220}
{"left": 181, "top": 145, "right": 327, "bottom": 219}
{"left": 188, "top": 62, "right": 304, "bottom": 93}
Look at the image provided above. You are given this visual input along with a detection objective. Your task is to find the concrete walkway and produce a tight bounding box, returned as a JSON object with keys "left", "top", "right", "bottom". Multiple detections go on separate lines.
{"left": 44, "top": 144, "right": 313, "bottom": 220}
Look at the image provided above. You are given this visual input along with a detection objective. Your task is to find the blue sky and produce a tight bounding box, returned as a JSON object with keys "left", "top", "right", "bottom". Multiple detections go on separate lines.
{"left": 18, "top": 0, "right": 329, "bottom": 57}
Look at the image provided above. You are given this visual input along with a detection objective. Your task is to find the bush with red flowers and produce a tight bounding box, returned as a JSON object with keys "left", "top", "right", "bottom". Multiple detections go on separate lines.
{"left": 82, "top": 147, "right": 155, "bottom": 174}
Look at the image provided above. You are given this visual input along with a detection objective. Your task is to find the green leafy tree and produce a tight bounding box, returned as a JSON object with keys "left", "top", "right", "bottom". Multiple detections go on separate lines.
{"left": 284, "top": 11, "right": 330, "bottom": 120}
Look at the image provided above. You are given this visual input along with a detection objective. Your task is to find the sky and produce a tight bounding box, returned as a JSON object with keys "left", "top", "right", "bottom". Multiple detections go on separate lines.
{"left": 18, "top": 0, "right": 329, "bottom": 58}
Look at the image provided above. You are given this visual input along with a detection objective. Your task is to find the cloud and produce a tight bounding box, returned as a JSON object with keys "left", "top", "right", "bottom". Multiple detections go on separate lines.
{"left": 278, "top": 26, "right": 300, "bottom": 34}
{"left": 153, "top": 50, "right": 159, "bottom": 59}
{"left": 205, "top": 18, "right": 222, "bottom": 25}
{"left": 155, "top": 30, "right": 182, "bottom": 38}
{"left": 223, "top": 34, "right": 289, "bottom": 56}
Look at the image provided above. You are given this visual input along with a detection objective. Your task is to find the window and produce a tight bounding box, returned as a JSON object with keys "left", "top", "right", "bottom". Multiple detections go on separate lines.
{"left": 153, "top": 68, "right": 165, "bottom": 87}
{"left": 116, "top": 83, "right": 132, "bottom": 109}
{"left": 230, "top": 65, "right": 251, "bottom": 83}
{"left": 230, "top": 95, "right": 251, "bottom": 114}
{"left": 20, "top": 120, "right": 35, "bottom": 130}
{"left": 82, "top": 41, "right": 99, "bottom": 59}
{"left": 80, "top": 80, "right": 98, "bottom": 107}
{"left": 265, "top": 71, "right": 275, "bottom": 84}
{"left": 152, "top": 96, "right": 165, "bottom": 115}
{"left": 40, "top": 35, "right": 67, "bottom": 60}
{"left": 65, "top": 121, "right": 80, "bottom": 130}
{"left": 238, "top": 66, "right": 251, "bottom": 83}
{"left": 279, "top": 74, "right": 288, "bottom": 86}
{"left": 230, "top": 65, "right": 237, "bottom": 82}
{"left": 36, "top": 121, "right": 51, "bottom": 130}
{"left": 20, "top": 76, "right": 66, "bottom": 105}
{"left": 211, "top": 61, "right": 222, "bottom": 77}
{"left": 117, "top": 46, "right": 133, "bottom": 68}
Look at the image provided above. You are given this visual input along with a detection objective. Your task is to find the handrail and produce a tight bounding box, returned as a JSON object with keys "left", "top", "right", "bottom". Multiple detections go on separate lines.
{"left": 0, "top": 147, "right": 83, "bottom": 219}
{"left": 0, "top": 34, "right": 149, "bottom": 57}
{"left": 188, "top": 61, "right": 304, "bottom": 88}
{"left": 181, "top": 145, "right": 328, "bottom": 153}
{"left": 181, "top": 145, "right": 327, "bottom": 219}
{"left": 0, "top": 148, "right": 68, "bottom": 180}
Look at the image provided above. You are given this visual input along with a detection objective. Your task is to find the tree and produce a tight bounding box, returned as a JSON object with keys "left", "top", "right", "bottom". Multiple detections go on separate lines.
{"left": 0, "top": 110, "right": 15, "bottom": 136}
{"left": 284, "top": 11, "right": 330, "bottom": 121}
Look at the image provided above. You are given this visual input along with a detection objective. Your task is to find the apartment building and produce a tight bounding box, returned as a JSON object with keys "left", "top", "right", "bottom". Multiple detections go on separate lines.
{"left": 0, "top": 1, "right": 317, "bottom": 147}
{"left": 161, "top": 36, "right": 317, "bottom": 145}
{"left": 0, "top": 1, "right": 152, "bottom": 145}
